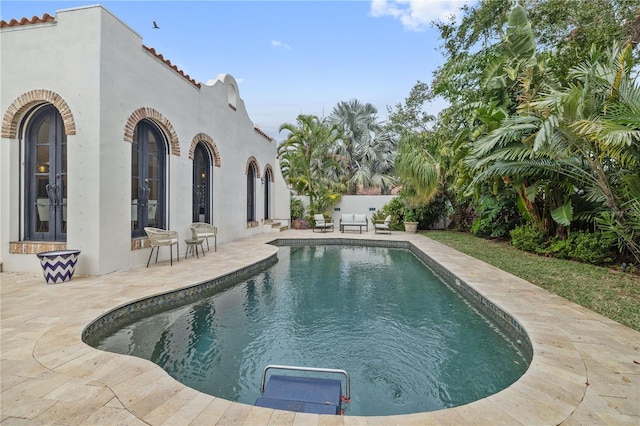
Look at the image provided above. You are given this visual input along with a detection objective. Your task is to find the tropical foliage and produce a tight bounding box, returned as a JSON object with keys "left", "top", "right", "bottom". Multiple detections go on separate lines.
{"left": 278, "top": 101, "right": 398, "bottom": 211}
{"left": 328, "top": 99, "right": 397, "bottom": 194}
{"left": 278, "top": 115, "right": 345, "bottom": 214}
{"left": 277, "top": 0, "right": 640, "bottom": 265}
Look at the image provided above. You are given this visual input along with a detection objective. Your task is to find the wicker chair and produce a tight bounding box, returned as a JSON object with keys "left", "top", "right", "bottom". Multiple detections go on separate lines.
{"left": 190, "top": 222, "right": 217, "bottom": 252}
{"left": 144, "top": 227, "right": 179, "bottom": 267}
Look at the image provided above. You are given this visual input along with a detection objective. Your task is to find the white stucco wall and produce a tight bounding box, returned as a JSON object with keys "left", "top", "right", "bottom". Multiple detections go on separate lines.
{"left": 294, "top": 195, "right": 397, "bottom": 225}
{"left": 0, "top": 5, "right": 290, "bottom": 275}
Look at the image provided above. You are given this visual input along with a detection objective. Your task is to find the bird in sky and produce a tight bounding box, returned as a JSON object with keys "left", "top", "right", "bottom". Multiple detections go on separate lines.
{"left": 152, "top": 21, "right": 160, "bottom": 29}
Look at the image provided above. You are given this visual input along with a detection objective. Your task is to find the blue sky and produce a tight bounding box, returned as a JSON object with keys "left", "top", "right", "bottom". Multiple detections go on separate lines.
{"left": 2, "top": 1, "right": 470, "bottom": 140}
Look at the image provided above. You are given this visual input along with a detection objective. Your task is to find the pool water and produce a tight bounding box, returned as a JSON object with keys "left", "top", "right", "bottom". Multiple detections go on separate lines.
{"left": 94, "top": 246, "right": 529, "bottom": 416}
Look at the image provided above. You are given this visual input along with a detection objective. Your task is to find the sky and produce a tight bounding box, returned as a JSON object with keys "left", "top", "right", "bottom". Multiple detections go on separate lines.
{"left": 1, "top": 0, "right": 472, "bottom": 141}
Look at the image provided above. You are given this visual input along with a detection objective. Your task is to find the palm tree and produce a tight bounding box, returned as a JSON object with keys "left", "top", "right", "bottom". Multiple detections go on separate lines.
{"left": 329, "top": 99, "right": 397, "bottom": 194}
{"left": 394, "top": 133, "right": 442, "bottom": 205}
{"left": 278, "top": 115, "right": 345, "bottom": 213}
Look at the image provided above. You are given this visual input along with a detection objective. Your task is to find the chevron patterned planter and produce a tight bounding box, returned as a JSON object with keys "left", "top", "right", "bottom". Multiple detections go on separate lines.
{"left": 36, "top": 250, "right": 81, "bottom": 284}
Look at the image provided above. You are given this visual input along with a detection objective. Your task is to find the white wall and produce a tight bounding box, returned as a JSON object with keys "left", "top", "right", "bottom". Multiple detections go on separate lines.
{"left": 0, "top": 5, "right": 290, "bottom": 275}
{"left": 294, "top": 195, "right": 396, "bottom": 224}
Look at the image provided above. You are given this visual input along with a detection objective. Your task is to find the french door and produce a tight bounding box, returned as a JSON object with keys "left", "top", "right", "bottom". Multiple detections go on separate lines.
{"left": 26, "top": 105, "right": 67, "bottom": 241}
{"left": 247, "top": 163, "right": 256, "bottom": 222}
{"left": 192, "top": 143, "right": 211, "bottom": 223}
{"left": 263, "top": 169, "right": 271, "bottom": 220}
{"left": 131, "top": 120, "right": 166, "bottom": 236}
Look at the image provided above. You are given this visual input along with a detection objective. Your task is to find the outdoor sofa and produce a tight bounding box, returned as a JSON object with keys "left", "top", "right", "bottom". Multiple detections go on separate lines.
{"left": 339, "top": 213, "right": 368, "bottom": 233}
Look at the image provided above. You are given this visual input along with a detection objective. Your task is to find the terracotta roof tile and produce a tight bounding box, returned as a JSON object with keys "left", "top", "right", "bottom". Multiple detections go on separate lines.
{"left": 254, "top": 126, "right": 274, "bottom": 142}
{"left": 1, "top": 13, "right": 55, "bottom": 28}
{"left": 143, "top": 45, "right": 201, "bottom": 89}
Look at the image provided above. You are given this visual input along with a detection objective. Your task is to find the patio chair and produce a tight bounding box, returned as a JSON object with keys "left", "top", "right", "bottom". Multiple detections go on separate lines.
{"left": 372, "top": 215, "right": 392, "bottom": 234}
{"left": 144, "top": 227, "right": 179, "bottom": 267}
{"left": 313, "top": 214, "right": 334, "bottom": 233}
{"left": 190, "top": 222, "right": 217, "bottom": 251}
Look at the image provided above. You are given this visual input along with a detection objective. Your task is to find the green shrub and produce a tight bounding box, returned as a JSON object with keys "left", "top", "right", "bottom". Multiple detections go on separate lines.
{"left": 543, "top": 237, "right": 571, "bottom": 259}
{"left": 375, "top": 195, "right": 452, "bottom": 231}
{"left": 290, "top": 197, "right": 305, "bottom": 221}
{"left": 470, "top": 194, "right": 519, "bottom": 238}
{"left": 374, "top": 197, "right": 408, "bottom": 231}
{"left": 450, "top": 202, "right": 475, "bottom": 232}
{"left": 569, "top": 231, "right": 613, "bottom": 265}
{"left": 510, "top": 224, "right": 545, "bottom": 253}
{"left": 414, "top": 195, "right": 452, "bottom": 229}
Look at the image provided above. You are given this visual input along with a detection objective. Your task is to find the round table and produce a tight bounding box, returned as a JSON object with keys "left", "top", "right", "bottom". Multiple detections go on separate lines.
{"left": 184, "top": 238, "right": 205, "bottom": 259}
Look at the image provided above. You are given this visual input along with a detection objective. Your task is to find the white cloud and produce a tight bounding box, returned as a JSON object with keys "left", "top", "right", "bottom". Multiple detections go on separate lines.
{"left": 271, "top": 40, "right": 291, "bottom": 50}
{"left": 370, "top": 0, "right": 471, "bottom": 31}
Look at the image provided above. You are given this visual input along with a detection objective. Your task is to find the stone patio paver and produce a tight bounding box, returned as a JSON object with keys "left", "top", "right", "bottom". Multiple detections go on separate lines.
{"left": 1, "top": 230, "right": 639, "bottom": 425}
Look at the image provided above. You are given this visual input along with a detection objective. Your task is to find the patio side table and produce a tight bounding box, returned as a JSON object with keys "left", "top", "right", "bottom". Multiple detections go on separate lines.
{"left": 184, "top": 238, "right": 205, "bottom": 259}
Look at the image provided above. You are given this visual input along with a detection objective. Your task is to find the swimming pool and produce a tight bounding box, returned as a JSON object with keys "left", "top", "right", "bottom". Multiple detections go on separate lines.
{"left": 87, "top": 245, "right": 530, "bottom": 416}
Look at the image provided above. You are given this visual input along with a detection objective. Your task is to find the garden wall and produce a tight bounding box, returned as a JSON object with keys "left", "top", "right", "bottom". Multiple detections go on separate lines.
{"left": 294, "top": 195, "right": 396, "bottom": 224}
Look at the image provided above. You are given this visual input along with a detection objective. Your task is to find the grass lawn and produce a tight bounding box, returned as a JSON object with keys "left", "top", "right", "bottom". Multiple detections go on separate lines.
{"left": 423, "top": 230, "right": 640, "bottom": 332}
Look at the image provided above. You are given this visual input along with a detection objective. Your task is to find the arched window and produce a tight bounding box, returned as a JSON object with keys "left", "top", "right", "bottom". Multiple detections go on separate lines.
{"left": 247, "top": 162, "right": 257, "bottom": 222}
{"left": 263, "top": 168, "right": 272, "bottom": 220}
{"left": 131, "top": 120, "right": 166, "bottom": 237}
{"left": 24, "top": 104, "right": 67, "bottom": 241}
{"left": 192, "top": 142, "right": 212, "bottom": 223}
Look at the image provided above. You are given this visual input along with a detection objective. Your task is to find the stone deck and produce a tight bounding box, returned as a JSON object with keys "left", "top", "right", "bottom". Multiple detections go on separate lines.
{"left": 1, "top": 230, "right": 638, "bottom": 425}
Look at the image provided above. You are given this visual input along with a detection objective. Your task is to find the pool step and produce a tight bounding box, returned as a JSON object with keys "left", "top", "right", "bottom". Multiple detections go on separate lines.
{"left": 264, "top": 219, "right": 289, "bottom": 232}
{"left": 256, "top": 365, "right": 350, "bottom": 415}
{"left": 255, "top": 375, "right": 342, "bottom": 414}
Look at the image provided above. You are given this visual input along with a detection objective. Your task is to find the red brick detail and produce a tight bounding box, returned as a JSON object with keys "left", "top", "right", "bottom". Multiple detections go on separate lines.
{"left": 131, "top": 237, "right": 151, "bottom": 250}
{"left": 9, "top": 241, "right": 66, "bottom": 254}
{"left": 123, "top": 107, "right": 180, "bottom": 156}
{"left": 188, "top": 133, "right": 221, "bottom": 166}
{"left": 2, "top": 90, "right": 76, "bottom": 138}
{"left": 245, "top": 156, "right": 260, "bottom": 176}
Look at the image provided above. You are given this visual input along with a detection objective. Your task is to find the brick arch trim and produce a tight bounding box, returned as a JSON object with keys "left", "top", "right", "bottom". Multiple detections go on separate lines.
{"left": 245, "top": 156, "right": 260, "bottom": 176}
{"left": 263, "top": 163, "right": 275, "bottom": 182}
{"left": 123, "top": 107, "right": 180, "bottom": 156}
{"left": 2, "top": 89, "right": 76, "bottom": 138}
{"left": 188, "top": 133, "right": 221, "bottom": 166}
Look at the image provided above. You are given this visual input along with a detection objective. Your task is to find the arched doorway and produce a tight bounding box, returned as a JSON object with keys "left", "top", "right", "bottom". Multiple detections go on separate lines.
{"left": 247, "top": 161, "right": 257, "bottom": 222}
{"left": 24, "top": 104, "right": 67, "bottom": 241}
{"left": 131, "top": 120, "right": 167, "bottom": 236}
{"left": 263, "top": 168, "right": 272, "bottom": 220}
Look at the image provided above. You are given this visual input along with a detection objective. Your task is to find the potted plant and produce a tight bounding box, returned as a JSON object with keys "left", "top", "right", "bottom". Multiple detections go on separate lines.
{"left": 290, "top": 198, "right": 309, "bottom": 229}
{"left": 403, "top": 208, "right": 418, "bottom": 233}
{"left": 36, "top": 249, "right": 81, "bottom": 284}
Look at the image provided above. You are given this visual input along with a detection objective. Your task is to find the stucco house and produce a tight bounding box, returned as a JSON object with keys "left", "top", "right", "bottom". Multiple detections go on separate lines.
{"left": 0, "top": 4, "right": 290, "bottom": 276}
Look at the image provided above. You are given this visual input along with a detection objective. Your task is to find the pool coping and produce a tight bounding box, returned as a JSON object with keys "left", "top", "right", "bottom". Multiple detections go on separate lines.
{"left": 1, "top": 230, "right": 639, "bottom": 424}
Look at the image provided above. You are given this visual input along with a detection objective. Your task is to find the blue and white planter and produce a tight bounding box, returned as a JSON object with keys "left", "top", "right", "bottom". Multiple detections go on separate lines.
{"left": 36, "top": 250, "right": 81, "bottom": 284}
